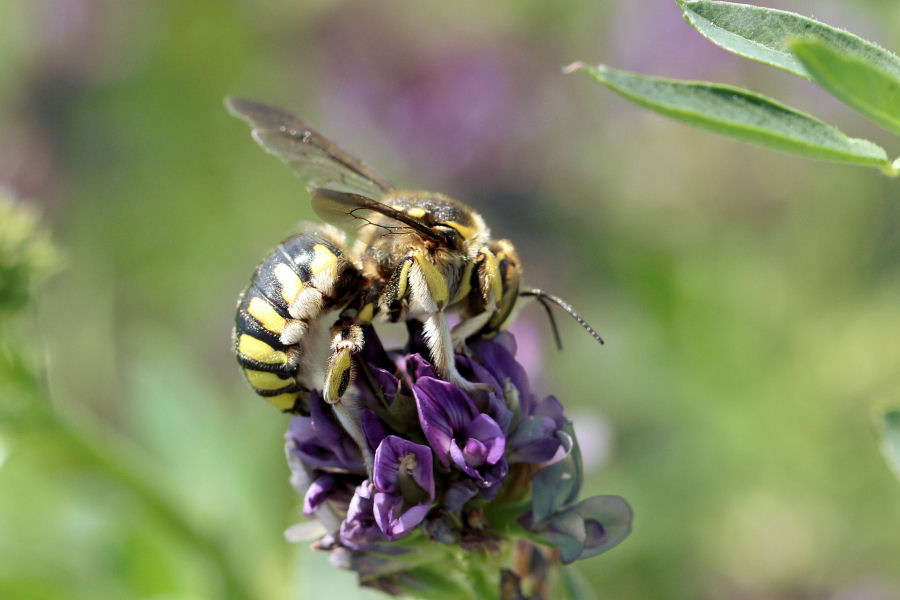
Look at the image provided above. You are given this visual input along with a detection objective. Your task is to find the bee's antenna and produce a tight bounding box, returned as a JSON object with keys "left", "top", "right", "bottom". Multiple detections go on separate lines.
{"left": 519, "top": 288, "right": 604, "bottom": 349}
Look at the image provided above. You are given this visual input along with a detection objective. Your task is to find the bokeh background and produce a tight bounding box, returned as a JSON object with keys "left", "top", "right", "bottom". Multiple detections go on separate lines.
{"left": 2, "top": 0, "right": 900, "bottom": 598}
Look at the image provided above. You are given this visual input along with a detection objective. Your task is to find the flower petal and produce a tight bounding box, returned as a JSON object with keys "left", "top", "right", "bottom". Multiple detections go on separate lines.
{"left": 414, "top": 377, "right": 477, "bottom": 465}
{"left": 304, "top": 474, "right": 336, "bottom": 515}
{"left": 339, "top": 480, "right": 386, "bottom": 550}
{"left": 470, "top": 337, "right": 532, "bottom": 413}
{"left": 465, "top": 413, "right": 506, "bottom": 465}
{"left": 373, "top": 492, "right": 430, "bottom": 541}
{"left": 372, "top": 436, "right": 435, "bottom": 499}
{"left": 507, "top": 415, "right": 561, "bottom": 464}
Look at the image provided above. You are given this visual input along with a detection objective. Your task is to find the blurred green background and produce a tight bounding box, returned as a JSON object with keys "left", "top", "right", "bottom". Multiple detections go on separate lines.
{"left": 2, "top": 0, "right": 900, "bottom": 598}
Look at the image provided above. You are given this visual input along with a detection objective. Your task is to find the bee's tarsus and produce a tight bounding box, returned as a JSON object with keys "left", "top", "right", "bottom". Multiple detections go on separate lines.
{"left": 520, "top": 288, "right": 604, "bottom": 347}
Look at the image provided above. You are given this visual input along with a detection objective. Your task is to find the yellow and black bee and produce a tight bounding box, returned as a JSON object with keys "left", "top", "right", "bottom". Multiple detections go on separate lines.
{"left": 228, "top": 97, "right": 601, "bottom": 414}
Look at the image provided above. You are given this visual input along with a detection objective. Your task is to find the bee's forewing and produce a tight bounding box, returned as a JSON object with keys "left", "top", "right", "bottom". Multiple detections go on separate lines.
{"left": 310, "top": 189, "right": 444, "bottom": 243}
{"left": 225, "top": 96, "right": 394, "bottom": 198}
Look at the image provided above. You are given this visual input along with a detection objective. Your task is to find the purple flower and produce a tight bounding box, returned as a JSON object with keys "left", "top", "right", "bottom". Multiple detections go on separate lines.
{"left": 461, "top": 335, "right": 567, "bottom": 465}
{"left": 372, "top": 436, "right": 435, "bottom": 540}
{"left": 507, "top": 395, "right": 568, "bottom": 464}
{"left": 281, "top": 321, "right": 631, "bottom": 587}
{"left": 303, "top": 473, "right": 337, "bottom": 516}
{"left": 414, "top": 376, "right": 507, "bottom": 491}
{"left": 287, "top": 391, "right": 365, "bottom": 473}
{"left": 470, "top": 333, "right": 532, "bottom": 413}
{"left": 339, "top": 480, "right": 387, "bottom": 550}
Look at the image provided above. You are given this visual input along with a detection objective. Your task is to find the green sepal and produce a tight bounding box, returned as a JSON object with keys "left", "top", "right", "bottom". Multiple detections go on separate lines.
{"left": 531, "top": 421, "right": 583, "bottom": 522}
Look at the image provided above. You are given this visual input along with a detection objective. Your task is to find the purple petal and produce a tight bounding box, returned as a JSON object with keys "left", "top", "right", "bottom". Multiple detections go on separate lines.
{"left": 441, "top": 479, "right": 480, "bottom": 515}
{"left": 508, "top": 415, "right": 561, "bottom": 463}
{"left": 362, "top": 409, "right": 390, "bottom": 455}
{"left": 371, "top": 365, "right": 399, "bottom": 401}
{"left": 357, "top": 324, "right": 392, "bottom": 371}
{"left": 353, "top": 361, "right": 399, "bottom": 409}
{"left": 415, "top": 376, "right": 476, "bottom": 431}
{"left": 303, "top": 474, "right": 336, "bottom": 516}
{"left": 413, "top": 377, "right": 477, "bottom": 465}
{"left": 456, "top": 354, "right": 503, "bottom": 394}
{"left": 300, "top": 391, "right": 365, "bottom": 471}
{"left": 309, "top": 391, "right": 342, "bottom": 448}
{"left": 288, "top": 415, "right": 360, "bottom": 472}
{"left": 339, "top": 480, "right": 386, "bottom": 550}
{"left": 372, "top": 436, "right": 435, "bottom": 499}
{"left": 448, "top": 440, "right": 479, "bottom": 478}
{"left": 470, "top": 337, "right": 532, "bottom": 413}
{"left": 531, "top": 395, "right": 564, "bottom": 424}
{"left": 405, "top": 353, "right": 437, "bottom": 382}
{"left": 476, "top": 458, "right": 509, "bottom": 499}
{"left": 373, "top": 493, "right": 430, "bottom": 540}
{"left": 465, "top": 414, "right": 505, "bottom": 465}
{"left": 463, "top": 438, "right": 488, "bottom": 466}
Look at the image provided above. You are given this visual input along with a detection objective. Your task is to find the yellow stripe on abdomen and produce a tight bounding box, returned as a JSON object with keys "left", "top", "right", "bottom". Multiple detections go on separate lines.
{"left": 266, "top": 392, "right": 299, "bottom": 411}
{"left": 238, "top": 334, "right": 289, "bottom": 365}
{"left": 274, "top": 263, "right": 303, "bottom": 304}
{"left": 247, "top": 297, "right": 286, "bottom": 334}
{"left": 244, "top": 368, "right": 295, "bottom": 391}
{"left": 310, "top": 244, "right": 338, "bottom": 276}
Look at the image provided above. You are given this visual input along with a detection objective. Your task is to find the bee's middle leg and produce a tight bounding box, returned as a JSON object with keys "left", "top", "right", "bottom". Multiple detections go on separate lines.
{"left": 450, "top": 246, "right": 503, "bottom": 353}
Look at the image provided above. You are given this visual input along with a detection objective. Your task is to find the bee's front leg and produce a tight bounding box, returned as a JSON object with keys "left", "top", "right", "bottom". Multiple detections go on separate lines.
{"left": 383, "top": 250, "right": 487, "bottom": 392}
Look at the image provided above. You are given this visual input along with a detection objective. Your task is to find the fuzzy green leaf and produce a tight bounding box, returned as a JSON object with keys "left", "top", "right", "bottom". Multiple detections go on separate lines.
{"left": 790, "top": 37, "right": 900, "bottom": 137}
{"left": 569, "top": 62, "right": 892, "bottom": 172}
{"left": 678, "top": 0, "right": 900, "bottom": 82}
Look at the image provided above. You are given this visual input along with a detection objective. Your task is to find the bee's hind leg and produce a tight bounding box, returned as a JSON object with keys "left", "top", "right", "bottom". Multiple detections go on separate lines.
{"left": 322, "top": 318, "right": 375, "bottom": 473}
{"left": 323, "top": 320, "right": 365, "bottom": 404}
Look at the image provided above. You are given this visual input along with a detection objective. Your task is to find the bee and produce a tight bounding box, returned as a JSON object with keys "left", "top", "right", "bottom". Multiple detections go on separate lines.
{"left": 228, "top": 97, "right": 602, "bottom": 414}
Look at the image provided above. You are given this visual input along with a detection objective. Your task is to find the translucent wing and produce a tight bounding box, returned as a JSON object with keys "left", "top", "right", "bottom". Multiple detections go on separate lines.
{"left": 225, "top": 96, "right": 394, "bottom": 197}
{"left": 311, "top": 189, "right": 448, "bottom": 246}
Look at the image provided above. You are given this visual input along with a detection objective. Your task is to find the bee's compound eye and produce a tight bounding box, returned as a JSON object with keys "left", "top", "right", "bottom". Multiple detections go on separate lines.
{"left": 434, "top": 224, "right": 460, "bottom": 240}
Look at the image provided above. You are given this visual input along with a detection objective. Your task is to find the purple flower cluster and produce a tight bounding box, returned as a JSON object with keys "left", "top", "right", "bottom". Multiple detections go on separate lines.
{"left": 284, "top": 323, "right": 631, "bottom": 590}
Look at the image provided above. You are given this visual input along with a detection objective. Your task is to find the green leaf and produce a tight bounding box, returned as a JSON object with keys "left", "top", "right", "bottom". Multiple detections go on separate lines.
{"left": 678, "top": 0, "right": 900, "bottom": 82}
{"left": 568, "top": 62, "right": 893, "bottom": 172}
{"left": 881, "top": 409, "right": 900, "bottom": 481}
{"left": 789, "top": 37, "right": 900, "bottom": 137}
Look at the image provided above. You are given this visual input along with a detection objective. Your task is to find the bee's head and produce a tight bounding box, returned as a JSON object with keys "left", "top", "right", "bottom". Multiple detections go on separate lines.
{"left": 388, "top": 191, "right": 489, "bottom": 255}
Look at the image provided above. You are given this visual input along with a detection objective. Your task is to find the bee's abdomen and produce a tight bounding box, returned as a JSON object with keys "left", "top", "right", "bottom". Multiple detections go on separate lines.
{"left": 235, "top": 229, "right": 360, "bottom": 413}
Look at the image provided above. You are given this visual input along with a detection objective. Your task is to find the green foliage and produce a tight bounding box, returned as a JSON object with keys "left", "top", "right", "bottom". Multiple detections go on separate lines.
{"left": 0, "top": 194, "right": 60, "bottom": 317}
{"left": 0, "top": 194, "right": 60, "bottom": 428}
{"left": 790, "top": 37, "right": 900, "bottom": 137}
{"left": 881, "top": 409, "right": 900, "bottom": 481}
{"left": 570, "top": 63, "right": 890, "bottom": 169}
{"left": 574, "top": 0, "right": 900, "bottom": 175}
{"left": 678, "top": 0, "right": 900, "bottom": 80}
